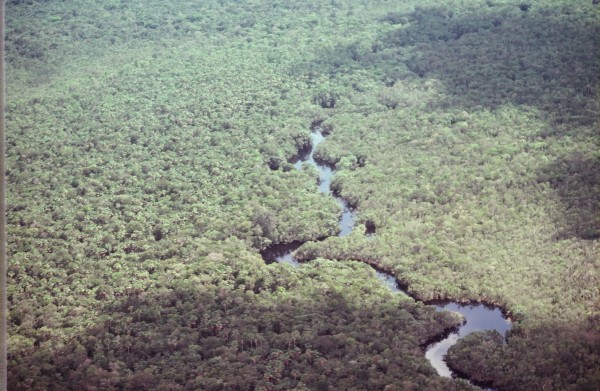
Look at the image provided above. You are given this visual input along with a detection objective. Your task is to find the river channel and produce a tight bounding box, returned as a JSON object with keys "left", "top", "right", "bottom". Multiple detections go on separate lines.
{"left": 261, "top": 127, "right": 512, "bottom": 389}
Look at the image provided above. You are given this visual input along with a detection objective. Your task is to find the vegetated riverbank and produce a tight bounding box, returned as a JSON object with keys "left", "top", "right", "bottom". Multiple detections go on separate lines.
{"left": 290, "top": 248, "right": 515, "bottom": 388}
{"left": 7, "top": 1, "right": 597, "bottom": 389}
{"left": 260, "top": 126, "right": 513, "bottom": 388}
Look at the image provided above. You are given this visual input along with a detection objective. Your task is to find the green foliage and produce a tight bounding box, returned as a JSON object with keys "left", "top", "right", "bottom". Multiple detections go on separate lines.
{"left": 5, "top": 0, "right": 599, "bottom": 389}
{"left": 446, "top": 320, "right": 600, "bottom": 391}
{"left": 10, "top": 251, "right": 470, "bottom": 390}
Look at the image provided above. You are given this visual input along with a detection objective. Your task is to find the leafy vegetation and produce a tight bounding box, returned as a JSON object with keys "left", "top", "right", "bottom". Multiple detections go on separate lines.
{"left": 6, "top": 0, "right": 599, "bottom": 390}
{"left": 10, "top": 251, "right": 473, "bottom": 390}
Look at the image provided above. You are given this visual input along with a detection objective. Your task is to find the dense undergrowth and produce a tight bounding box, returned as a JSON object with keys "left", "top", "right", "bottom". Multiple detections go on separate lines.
{"left": 6, "top": 0, "right": 599, "bottom": 390}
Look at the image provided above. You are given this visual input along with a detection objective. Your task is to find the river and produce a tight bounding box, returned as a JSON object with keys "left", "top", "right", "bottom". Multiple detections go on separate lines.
{"left": 261, "top": 127, "right": 512, "bottom": 389}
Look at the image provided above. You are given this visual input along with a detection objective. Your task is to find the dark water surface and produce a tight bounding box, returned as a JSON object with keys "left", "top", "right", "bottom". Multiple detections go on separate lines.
{"left": 260, "top": 241, "right": 302, "bottom": 266}
{"left": 426, "top": 302, "right": 511, "bottom": 381}
{"left": 263, "top": 128, "right": 511, "bottom": 389}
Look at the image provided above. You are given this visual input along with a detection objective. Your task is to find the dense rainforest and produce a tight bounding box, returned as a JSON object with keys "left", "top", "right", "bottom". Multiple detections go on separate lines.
{"left": 5, "top": 0, "right": 599, "bottom": 390}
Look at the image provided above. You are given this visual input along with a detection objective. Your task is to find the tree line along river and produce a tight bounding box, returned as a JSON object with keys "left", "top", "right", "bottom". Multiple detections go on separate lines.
{"left": 260, "top": 127, "right": 512, "bottom": 390}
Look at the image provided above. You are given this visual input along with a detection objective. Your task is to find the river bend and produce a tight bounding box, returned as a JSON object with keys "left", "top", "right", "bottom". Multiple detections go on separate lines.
{"left": 261, "top": 127, "right": 512, "bottom": 389}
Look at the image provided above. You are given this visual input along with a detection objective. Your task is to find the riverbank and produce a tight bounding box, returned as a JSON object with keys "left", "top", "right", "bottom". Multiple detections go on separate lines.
{"left": 259, "top": 127, "right": 513, "bottom": 388}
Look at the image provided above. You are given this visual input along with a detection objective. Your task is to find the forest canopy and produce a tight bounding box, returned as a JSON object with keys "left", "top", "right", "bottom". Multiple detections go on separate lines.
{"left": 5, "top": 0, "right": 599, "bottom": 390}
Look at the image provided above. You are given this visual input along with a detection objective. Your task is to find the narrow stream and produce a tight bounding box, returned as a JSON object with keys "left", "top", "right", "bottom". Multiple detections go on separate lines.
{"left": 293, "top": 130, "right": 356, "bottom": 236}
{"left": 262, "top": 127, "right": 512, "bottom": 389}
{"left": 427, "top": 303, "right": 511, "bottom": 381}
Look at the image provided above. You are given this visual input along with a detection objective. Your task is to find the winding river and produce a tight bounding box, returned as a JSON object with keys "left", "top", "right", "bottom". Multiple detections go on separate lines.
{"left": 261, "top": 127, "right": 512, "bottom": 389}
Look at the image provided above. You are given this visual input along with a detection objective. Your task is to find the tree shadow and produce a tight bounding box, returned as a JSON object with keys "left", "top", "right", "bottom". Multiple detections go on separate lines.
{"left": 538, "top": 152, "right": 600, "bottom": 240}
{"left": 445, "top": 316, "right": 600, "bottom": 391}
{"left": 8, "top": 260, "right": 469, "bottom": 391}
{"left": 397, "top": 4, "right": 598, "bottom": 121}
{"left": 297, "top": 3, "right": 599, "bottom": 126}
